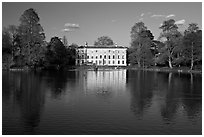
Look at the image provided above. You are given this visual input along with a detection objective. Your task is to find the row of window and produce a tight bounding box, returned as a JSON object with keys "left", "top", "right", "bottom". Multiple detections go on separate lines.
{"left": 80, "top": 50, "right": 125, "bottom": 54}
{"left": 86, "top": 55, "right": 125, "bottom": 59}
{"left": 91, "top": 60, "right": 125, "bottom": 65}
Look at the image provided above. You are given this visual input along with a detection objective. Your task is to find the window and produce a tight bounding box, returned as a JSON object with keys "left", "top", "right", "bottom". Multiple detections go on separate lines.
{"left": 122, "top": 61, "right": 124, "bottom": 64}
{"left": 122, "top": 55, "right": 124, "bottom": 59}
{"left": 96, "top": 60, "right": 98, "bottom": 64}
{"left": 99, "top": 60, "right": 101, "bottom": 64}
{"left": 100, "top": 55, "right": 102, "bottom": 59}
{"left": 113, "top": 55, "right": 115, "bottom": 59}
{"left": 96, "top": 50, "right": 97, "bottom": 52}
{"left": 96, "top": 56, "right": 98, "bottom": 59}
{"left": 108, "top": 61, "right": 110, "bottom": 64}
{"left": 92, "top": 56, "right": 93, "bottom": 59}
{"left": 118, "top": 61, "right": 120, "bottom": 64}
{"left": 113, "top": 61, "right": 115, "bottom": 64}
{"left": 104, "top": 55, "right": 106, "bottom": 59}
{"left": 87, "top": 56, "right": 89, "bottom": 59}
{"left": 118, "top": 55, "right": 120, "bottom": 59}
{"left": 109, "top": 55, "right": 110, "bottom": 59}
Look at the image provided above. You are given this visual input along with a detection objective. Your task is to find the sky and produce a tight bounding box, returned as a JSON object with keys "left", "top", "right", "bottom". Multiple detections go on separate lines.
{"left": 2, "top": 2, "right": 202, "bottom": 47}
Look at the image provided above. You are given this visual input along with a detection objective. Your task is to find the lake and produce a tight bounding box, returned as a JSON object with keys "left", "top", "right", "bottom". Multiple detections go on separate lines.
{"left": 2, "top": 69, "right": 202, "bottom": 135}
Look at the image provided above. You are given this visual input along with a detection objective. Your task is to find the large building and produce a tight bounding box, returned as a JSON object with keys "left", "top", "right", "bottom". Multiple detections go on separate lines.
{"left": 76, "top": 45, "right": 127, "bottom": 66}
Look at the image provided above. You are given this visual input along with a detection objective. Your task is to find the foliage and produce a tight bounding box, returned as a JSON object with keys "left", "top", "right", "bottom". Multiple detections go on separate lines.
{"left": 67, "top": 43, "right": 78, "bottom": 65}
{"left": 18, "top": 8, "right": 45, "bottom": 67}
{"left": 183, "top": 23, "right": 202, "bottom": 69}
{"left": 157, "top": 19, "right": 182, "bottom": 68}
{"left": 129, "top": 22, "right": 154, "bottom": 67}
{"left": 45, "top": 37, "right": 69, "bottom": 69}
{"left": 94, "top": 36, "right": 114, "bottom": 46}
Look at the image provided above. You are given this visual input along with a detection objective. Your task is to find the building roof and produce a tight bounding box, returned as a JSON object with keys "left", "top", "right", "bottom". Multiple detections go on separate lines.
{"left": 78, "top": 45, "right": 127, "bottom": 49}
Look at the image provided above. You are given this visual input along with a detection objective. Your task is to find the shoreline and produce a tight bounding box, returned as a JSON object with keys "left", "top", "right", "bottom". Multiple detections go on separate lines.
{"left": 3, "top": 66, "right": 202, "bottom": 74}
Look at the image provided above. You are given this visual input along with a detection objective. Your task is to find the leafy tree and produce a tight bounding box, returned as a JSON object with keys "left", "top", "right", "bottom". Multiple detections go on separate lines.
{"left": 130, "top": 22, "right": 147, "bottom": 41}
{"left": 67, "top": 43, "right": 78, "bottom": 65}
{"left": 129, "top": 22, "right": 154, "bottom": 67}
{"left": 2, "top": 27, "right": 12, "bottom": 54}
{"left": 183, "top": 23, "right": 202, "bottom": 70}
{"left": 2, "top": 27, "right": 12, "bottom": 68}
{"left": 18, "top": 8, "right": 45, "bottom": 67}
{"left": 45, "top": 37, "right": 68, "bottom": 69}
{"left": 94, "top": 36, "right": 114, "bottom": 46}
{"left": 6, "top": 25, "right": 19, "bottom": 61}
{"left": 158, "top": 19, "right": 182, "bottom": 68}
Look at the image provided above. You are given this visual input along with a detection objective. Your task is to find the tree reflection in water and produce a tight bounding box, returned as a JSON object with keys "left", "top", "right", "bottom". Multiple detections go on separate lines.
{"left": 126, "top": 70, "right": 153, "bottom": 118}
{"left": 3, "top": 71, "right": 45, "bottom": 134}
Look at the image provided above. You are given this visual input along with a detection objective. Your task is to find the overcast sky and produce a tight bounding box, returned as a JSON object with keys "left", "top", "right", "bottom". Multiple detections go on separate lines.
{"left": 2, "top": 2, "right": 202, "bottom": 47}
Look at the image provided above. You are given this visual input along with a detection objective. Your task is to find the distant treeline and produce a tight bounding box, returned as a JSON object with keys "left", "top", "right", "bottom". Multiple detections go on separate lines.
{"left": 2, "top": 8, "right": 202, "bottom": 70}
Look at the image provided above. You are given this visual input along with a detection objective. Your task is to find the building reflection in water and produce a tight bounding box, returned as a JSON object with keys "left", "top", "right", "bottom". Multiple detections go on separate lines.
{"left": 2, "top": 70, "right": 202, "bottom": 134}
{"left": 77, "top": 69, "right": 127, "bottom": 99}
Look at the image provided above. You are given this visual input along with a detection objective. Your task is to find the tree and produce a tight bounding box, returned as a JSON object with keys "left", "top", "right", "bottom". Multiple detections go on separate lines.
{"left": 67, "top": 43, "right": 78, "bottom": 65}
{"left": 183, "top": 23, "right": 202, "bottom": 70}
{"left": 129, "top": 22, "right": 154, "bottom": 67}
{"left": 94, "top": 36, "right": 114, "bottom": 46}
{"left": 45, "top": 37, "right": 68, "bottom": 69}
{"left": 6, "top": 25, "right": 19, "bottom": 62}
{"left": 2, "top": 27, "right": 12, "bottom": 69}
{"left": 158, "top": 19, "right": 182, "bottom": 69}
{"left": 18, "top": 8, "right": 45, "bottom": 67}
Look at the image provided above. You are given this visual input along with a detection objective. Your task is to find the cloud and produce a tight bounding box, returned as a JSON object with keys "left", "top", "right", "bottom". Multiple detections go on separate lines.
{"left": 166, "top": 14, "right": 175, "bottom": 18}
{"left": 111, "top": 19, "right": 116, "bottom": 23}
{"left": 141, "top": 13, "right": 144, "bottom": 17}
{"left": 151, "top": 14, "right": 166, "bottom": 18}
{"left": 61, "top": 28, "right": 72, "bottom": 32}
{"left": 175, "top": 19, "right": 185, "bottom": 25}
{"left": 64, "top": 23, "right": 80, "bottom": 29}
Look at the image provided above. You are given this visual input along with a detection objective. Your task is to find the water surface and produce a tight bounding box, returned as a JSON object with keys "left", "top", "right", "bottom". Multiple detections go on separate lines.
{"left": 2, "top": 69, "right": 202, "bottom": 135}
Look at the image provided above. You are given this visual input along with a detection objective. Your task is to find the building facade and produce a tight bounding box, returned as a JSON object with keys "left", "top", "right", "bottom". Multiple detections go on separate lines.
{"left": 76, "top": 45, "right": 127, "bottom": 66}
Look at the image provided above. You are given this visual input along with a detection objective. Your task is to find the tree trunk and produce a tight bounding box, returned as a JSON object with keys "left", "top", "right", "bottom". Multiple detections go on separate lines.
{"left": 138, "top": 60, "right": 141, "bottom": 68}
{"left": 168, "top": 56, "right": 173, "bottom": 69}
{"left": 190, "top": 42, "right": 194, "bottom": 70}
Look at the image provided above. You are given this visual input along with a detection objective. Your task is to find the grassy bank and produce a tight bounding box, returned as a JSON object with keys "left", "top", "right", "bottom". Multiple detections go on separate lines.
{"left": 3, "top": 64, "right": 202, "bottom": 74}
{"left": 126, "top": 66, "right": 202, "bottom": 74}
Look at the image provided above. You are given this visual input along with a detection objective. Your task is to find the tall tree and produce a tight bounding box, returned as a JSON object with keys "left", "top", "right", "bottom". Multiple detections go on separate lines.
{"left": 2, "top": 27, "right": 12, "bottom": 68}
{"left": 45, "top": 37, "right": 68, "bottom": 69}
{"left": 94, "top": 36, "right": 114, "bottom": 46}
{"left": 183, "top": 23, "right": 202, "bottom": 70}
{"left": 158, "top": 19, "right": 181, "bottom": 68}
{"left": 7, "top": 25, "right": 18, "bottom": 61}
{"left": 18, "top": 8, "right": 45, "bottom": 67}
{"left": 67, "top": 43, "right": 78, "bottom": 65}
{"left": 129, "top": 22, "right": 154, "bottom": 67}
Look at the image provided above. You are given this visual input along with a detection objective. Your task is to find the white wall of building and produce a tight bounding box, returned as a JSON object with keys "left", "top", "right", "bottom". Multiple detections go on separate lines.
{"left": 76, "top": 47, "right": 127, "bottom": 66}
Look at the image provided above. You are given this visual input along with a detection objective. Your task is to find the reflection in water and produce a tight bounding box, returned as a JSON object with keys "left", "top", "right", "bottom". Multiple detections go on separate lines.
{"left": 2, "top": 70, "right": 202, "bottom": 135}
{"left": 126, "top": 70, "right": 153, "bottom": 118}
{"left": 86, "top": 70, "right": 126, "bottom": 94}
{"left": 3, "top": 72, "right": 45, "bottom": 134}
